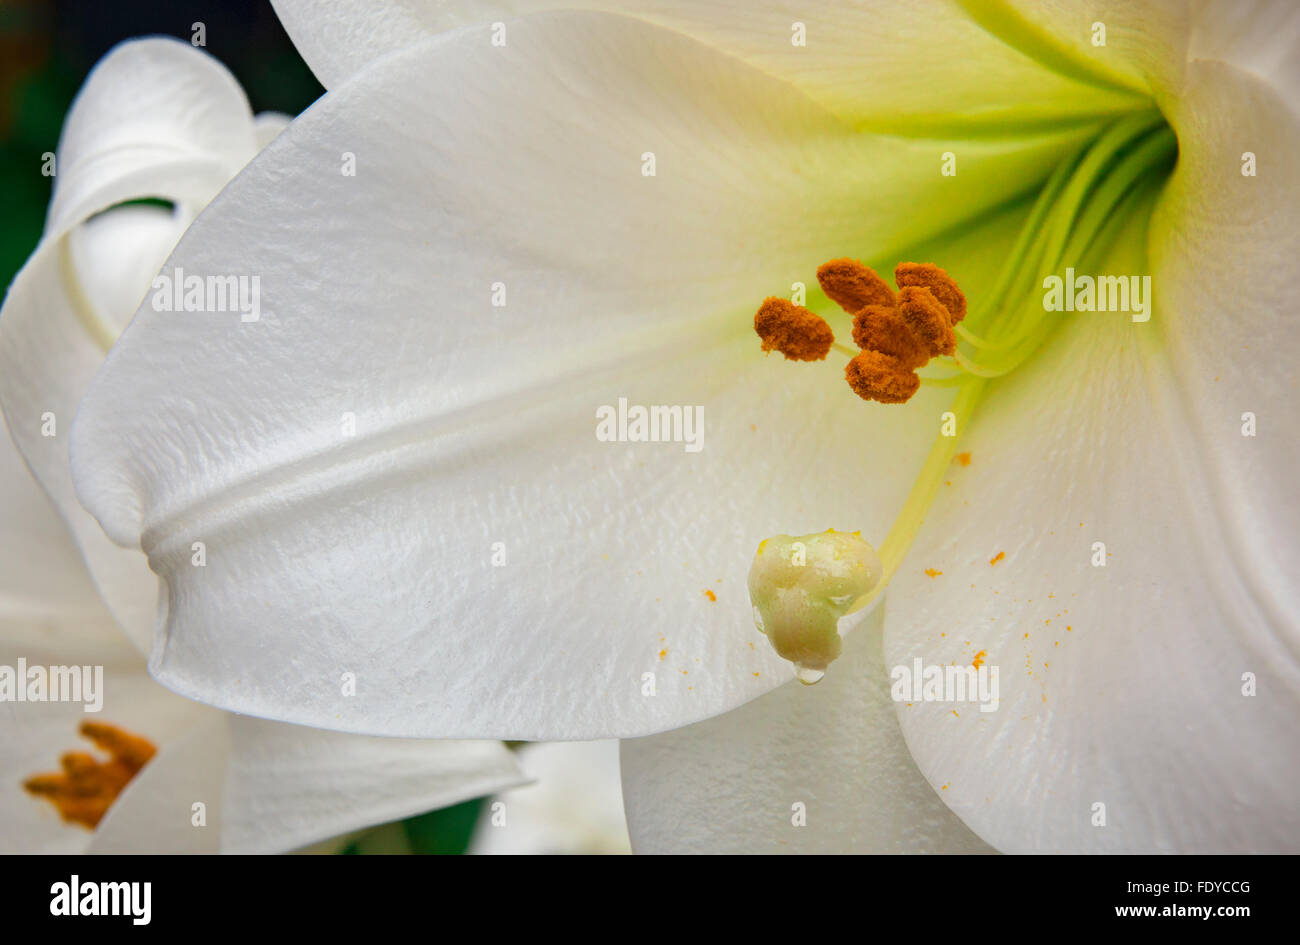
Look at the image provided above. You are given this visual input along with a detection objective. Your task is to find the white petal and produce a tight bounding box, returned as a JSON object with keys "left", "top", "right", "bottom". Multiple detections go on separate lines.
{"left": 88, "top": 714, "right": 228, "bottom": 854}
{"left": 621, "top": 605, "right": 995, "bottom": 853}
{"left": 48, "top": 38, "right": 257, "bottom": 231}
{"left": 71, "top": 13, "right": 1091, "bottom": 738}
{"left": 470, "top": 741, "right": 630, "bottom": 854}
{"left": 886, "top": 59, "right": 1300, "bottom": 852}
{"left": 272, "top": 0, "right": 1145, "bottom": 124}
{"left": 0, "top": 39, "right": 260, "bottom": 652}
{"left": 1186, "top": 0, "right": 1300, "bottom": 99}
{"left": 0, "top": 422, "right": 102, "bottom": 620}
{"left": 66, "top": 203, "right": 192, "bottom": 341}
{"left": 218, "top": 717, "right": 526, "bottom": 854}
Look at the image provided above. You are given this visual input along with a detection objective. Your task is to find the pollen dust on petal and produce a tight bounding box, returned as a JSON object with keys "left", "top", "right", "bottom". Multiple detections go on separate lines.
{"left": 989, "top": 551, "right": 1005, "bottom": 565}
{"left": 972, "top": 650, "right": 987, "bottom": 669}
{"left": 23, "top": 721, "right": 157, "bottom": 829}
{"left": 703, "top": 589, "right": 717, "bottom": 602}
{"left": 956, "top": 452, "right": 971, "bottom": 466}
{"left": 924, "top": 568, "right": 943, "bottom": 578}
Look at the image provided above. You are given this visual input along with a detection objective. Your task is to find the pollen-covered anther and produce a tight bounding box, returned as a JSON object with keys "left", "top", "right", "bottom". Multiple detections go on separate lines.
{"left": 897, "top": 285, "right": 956, "bottom": 357}
{"left": 816, "top": 257, "right": 896, "bottom": 312}
{"left": 23, "top": 721, "right": 157, "bottom": 829}
{"left": 845, "top": 350, "right": 921, "bottom": 404}
{"left": 751, "top": 258, "right": 966, "bottom": 405}
{"left": 852, "top": 304, "right": 928, "bottom": 368}
{"left": 753, "top": 296, "right": 834, "bottom": 362}
{"left": 896, "top": 262, "right": 967, "bottom": 324}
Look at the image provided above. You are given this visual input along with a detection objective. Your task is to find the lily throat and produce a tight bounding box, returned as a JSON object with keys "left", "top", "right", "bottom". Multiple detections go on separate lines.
{"left": 747, "top": 109, "right": 1177, "bottom": 681}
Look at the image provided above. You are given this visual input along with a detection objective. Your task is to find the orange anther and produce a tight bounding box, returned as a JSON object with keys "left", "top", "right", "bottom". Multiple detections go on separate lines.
{"left": 897, "top": 286, "right": 956, "bottom": 357}
{"left": 754, "top": 297, "right": 834, "bottom": 361}
{"left": 895, "top": 262, "right": 967, "bottom": 323}
{"left": 845, "top": 350, "right": 920, "bottom": 404}
{"left": 754, "top": 259, "right": 966, "bottom": 405}
{"left": 816, "top": 258, "right": 895, "bottom": 313}
{"left": 852, "top": 304, "right": 928, "bottom": 369}
{"left": 23, "top": 721, "right": 157, "bottom": 829}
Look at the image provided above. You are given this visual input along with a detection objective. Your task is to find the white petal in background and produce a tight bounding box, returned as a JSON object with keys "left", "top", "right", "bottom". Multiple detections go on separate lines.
{"left": 70, "top": 12, "right": 1101, "bottom": 740}
{"left": 0, "top": 38, "right": 263, "bottom": 653}
{"left": 89, "top": 715, "right": 527, "bottom": 855}
{"left": 0, "top": 411, "right": 102, "bottom": 620}
{"left": 471, "top": 741, "right": 631, "bottom": 854}
{"left": 621, "top": 606, "right": 995, "bottom": 854}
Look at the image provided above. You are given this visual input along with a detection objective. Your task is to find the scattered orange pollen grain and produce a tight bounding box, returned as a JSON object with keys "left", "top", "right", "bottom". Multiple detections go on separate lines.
{"left": 753, "top": 672, "right": 760, "bottom": 677}
{"left": 23, "top": 722, "right": 156, "bottom": 829}
{"left": 703, "top": 589, "right": 716, "bottom": 602}
{"left": 754, "top": 297, "right": 834, "bottom": 361}
{"left": 989, "top": 551, "right": 1005, "bottom": 565}
{"left": 1066, "top": 625, "right": 1072, "bottom": 632}
{"left": 941, "top": 784, "right": 950, "bottom": 790}
{"left": 658, "top": 649, "right": 667, "bottom": 660}
{"left": 951, "top": 710, "right": 960, "bottom": 717}
{"left": 972, "top": 650, "right": 986, "bottom": 669}
{"left": 681, "top": 670, "right": 688, "bottom": 675}
{"left": 924, "top": 568, "right": 943, "bottom": 578}
{"left": 956, "top": 452, "right": 972, "bottom": 466}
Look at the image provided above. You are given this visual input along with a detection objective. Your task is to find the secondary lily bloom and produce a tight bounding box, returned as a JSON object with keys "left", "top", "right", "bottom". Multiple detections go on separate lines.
{"left": 0, "top": 38, "right": 526, "bottom": 853}
{"left": 62, "top": 0, "right": 1298, "bottom": 855}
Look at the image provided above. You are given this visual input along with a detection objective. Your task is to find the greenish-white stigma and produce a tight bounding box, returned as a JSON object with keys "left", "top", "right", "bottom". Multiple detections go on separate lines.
{"left": 747, "top": 529, "right": 882, "bottom": 685}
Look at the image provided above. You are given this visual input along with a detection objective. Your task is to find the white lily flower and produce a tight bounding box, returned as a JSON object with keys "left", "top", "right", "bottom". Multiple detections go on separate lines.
{"left": 0, "top": 37, "right": 526, "bottom": 853}
{"left": 470, "top": 741, "right": 632, "bottom": 854}
{"left": 51, "top": 1, "right": 1300, "bottom": 855}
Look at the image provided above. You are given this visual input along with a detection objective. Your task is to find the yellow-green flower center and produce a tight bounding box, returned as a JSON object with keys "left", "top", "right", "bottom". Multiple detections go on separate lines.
{"left": 749, "top": 108, "right": 1177, "bottom": 680}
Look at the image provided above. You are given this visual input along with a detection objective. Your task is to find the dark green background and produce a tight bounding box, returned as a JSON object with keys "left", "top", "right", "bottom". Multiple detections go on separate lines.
{"left": 0, "top": 0, "right": 324, "bottom": 292}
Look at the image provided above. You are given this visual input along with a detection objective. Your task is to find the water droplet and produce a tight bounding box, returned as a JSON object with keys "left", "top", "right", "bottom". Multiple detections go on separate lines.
{"left": 795, "top": 664, "right": 825, "bottom": 685}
